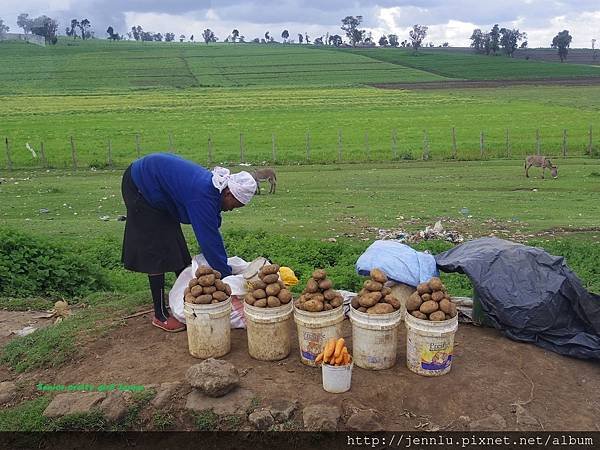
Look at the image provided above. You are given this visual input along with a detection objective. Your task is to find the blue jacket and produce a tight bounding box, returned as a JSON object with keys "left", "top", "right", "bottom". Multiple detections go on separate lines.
{"left": 131, "top": 153, "right": 231, "bottom": 277}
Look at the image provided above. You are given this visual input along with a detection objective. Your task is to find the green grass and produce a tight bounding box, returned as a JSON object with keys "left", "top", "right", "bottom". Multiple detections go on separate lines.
{"left": 192, "top": 410, "right": 219, "bottom": 431}
{"left": 0, "top": 397, "right": 51, "bottom": 431}
{"left": 344, "top": 47, "right": 600, "bottom": 80}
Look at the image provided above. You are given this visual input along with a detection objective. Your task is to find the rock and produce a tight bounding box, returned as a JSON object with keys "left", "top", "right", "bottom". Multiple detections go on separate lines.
{"left": 186, "top": 359, "right": 239, "bottom": 397}
{"left": 302, "top": 404, "right": 341, "bottom": 431}
{"left": 43, "top": 392, "right": 107, "bottom": 418}
{"left": 185, "top": 388, "right": 255, "bottom": 416}
{"left": 469, "top": 413, "right": 506, "bottom": 431}
{"left": 151, "top": 382, "right": 181, "bottom": 409}
{"left": 0, "top": 381, "right": 17, "bottom": 405}
{"left": 346, "top": 409, "right": 384, "bottom": 431}
{"left": 99, "top": 392, "right": 129, "bottom": 422}
{"left": 516, "top": 405, "right": 540, "bottom": 427}
{"left": 248, "top": 410, "right": 274, "bottom": 430}
{"left": 116, "top": 215, "right": 127, "bottom": 221}
{"left": 268, "top": 399, "right": 297, "bottom": 422}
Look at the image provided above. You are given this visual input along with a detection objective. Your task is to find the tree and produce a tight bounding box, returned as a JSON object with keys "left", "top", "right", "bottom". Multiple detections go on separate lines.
{"left": 499, "top": 28, "right": 526, "bottom": 57}
{"left": 165, "top": 33, "right": 175, "bottom": 42}
{"left": 131, "top": 26, "right": 142, "bottom": 41}
{"left": 483, "top": 33, "right": 491, "bottom": 55}
{"left": 378, "top": 35, "right": 388, "bottom": 47}
{"left": 388, "top": 34, "right": 399, "bottom": 47}
{"left": 239, "top": 35, "right": 245, "bottom": 43}
{"left": 470, "top": 29, "right": 484, "bottom": 53}
{"left": 202, "top": 29, "right": 216, "bottom": 44}
{"left": 409, "top": 24, "right": 427, "bottom": 52}
{"left": 231, "top": 29, "right": 239, "bottom": 43}
{"left": 442, "top": 42, "right": 449, "bottom": 47}
{"left": 298, "top": 33, "right": 303, "bottom": 44}
{"left": 78, "top": 19, "right": 91, "bottom": 40}
{"left": 551, "top": 30, "right": 572, "bottom": 62}
{"left": 106, "top": 26, "right": 114, "bottom": 40}
{"left": 281, "top": 29, "right": 289, "bottom": 42}
{"left": 17, "top": 13, "right": 32, "bottom": 34}
{"left": 179, "top": 34, "right": 185, "bottom": 42}
{"left": 489, "top": 24, "right": 500, "bottom": 55}
{"left": 329, "top": 34, "right": 342, "bottom": 47}
{"left": 252, "top": 37, "right": 260, "bottom": 43}
{"left": 305, "top": 33, "right": 310, "bottom": 44}
{"left": 341, "top": 15, "right": 364, "bottom": 47}
{"left": 66, "top": 19, "right": 79, "bottom": 39}
{"left": 264, "top": 31, "right": 270, "bottom": 42}
{"left": 520, "top": 41, "right": 528, "bottom": 48}
{"left": 30, "top": 15, "right": 58, "bottom": 44}
{"left": 189, "top": 34, "right": 194, "bottom": 42}
{"left": 0, "top": 19, "right": 9, "bottom": 37}
{"left": 153, "top": 33, "right": 163, "bottom": 42}
{"left": 314, "top": 36, "right": 323, "bottom": 45}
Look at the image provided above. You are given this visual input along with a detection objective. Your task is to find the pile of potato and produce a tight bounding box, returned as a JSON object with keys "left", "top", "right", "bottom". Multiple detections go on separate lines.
{"left": 184, "top": 265, "right": 232, "bottom": 304}
{"left": 351, "top": 268, "right": 401, "bottom": 315}
{"left": 406, "top": 277, "right": 457, "bottom": 321}
{"left": 295, "top": 269, "right": 344, "bottom": 312}
{"left": 244, "top": 264, "right": 293, "bottom": 308}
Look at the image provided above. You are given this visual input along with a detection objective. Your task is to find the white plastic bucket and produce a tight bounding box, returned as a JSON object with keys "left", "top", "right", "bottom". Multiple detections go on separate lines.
{"left": 293, "top": 305, "right": 344, "bottom": 366}
{"left": 244, "top": 302, "right": 293, "bottom": 361}
{"left": 184, "top": 299, "right": 232, "bottom": 359}
{"left": 322, "top": 362, "right": 353, "bottom": 393}
{"left": 349, "top": 306, "right": 402, "bottom": 370}
{"left": 405, "top": 311, "right": 458, "bottom": 376}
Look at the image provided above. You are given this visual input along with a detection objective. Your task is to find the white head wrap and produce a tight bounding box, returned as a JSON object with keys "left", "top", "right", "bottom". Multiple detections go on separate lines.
{"left": 211, "top": 166, "right": 257, "bottom": 205}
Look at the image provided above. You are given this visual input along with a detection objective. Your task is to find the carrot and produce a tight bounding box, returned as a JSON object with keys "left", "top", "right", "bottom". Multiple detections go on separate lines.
{"left": 333, "top": 338, "right": 345, "bottom": 358}
{"left": 315, "top": 352, "right": 324, "bottom": 364}
{"left": 324, "top": 338, "right": 336, "bottom": 359}
{"left": 335, "top": 351, "right": 345, "bottom": 365}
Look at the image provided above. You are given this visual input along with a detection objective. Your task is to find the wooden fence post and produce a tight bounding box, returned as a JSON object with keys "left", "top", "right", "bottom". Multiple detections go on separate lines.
{"left": 451, "top": 127, "right": 457, "bottom": 159}
{"left": 271, "top": 133, "right": 276, "bottom": 163}
{"left": 305, "top": 130, "right": 310, "bottom": 161}
{"left": 588, "top": 125, "right": 593, "bottom": 157}
{"left": 422, "top": 130, "right": 430, "bottom": 160}
{"left": 239, "top": 133, "right": 244, "bottom": 163}
{"left": 364, "top": 131, "right": 370, "bottom": 161}
{"left": 337, "top": 129, "right": 343, "bottom": 163}
{"left": 562, "top": 129, "right": 567, "bottom": 158}
{"left": 135, "top": 133, "right": 141, "bottom": 159}
{"left": 40, "top": 141, "right": 47, "bottom": 169}
{"left": 70, "top": 136, "right": 78, "bottom": 170}
{"left": 207, "top": 134, "right": 213, "bottom": 165}
{"left": 4, "top": 137, "right": 12, "bottom": 171}
{"left": 536, "top": 128, "right": 541, "bottom": 155}
{"left": 479, "top": 131, "right": 484, "bottom": 159}
{"left": 107, "top": 139, "right": 113, "bottom": 167}
{"left": 168, "top": 132, "right": 175, "bottom": 153}
{"left": 392, "top": 128, "right": 398, "bottom": 160}
{"left": 505, "top": 129, "right": 511, "bottom": 158}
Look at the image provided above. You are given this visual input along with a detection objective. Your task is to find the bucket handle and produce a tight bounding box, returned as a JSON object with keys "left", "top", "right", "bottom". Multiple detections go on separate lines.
{"left": 192, "top": 311, "right": 211, "bottom": 321}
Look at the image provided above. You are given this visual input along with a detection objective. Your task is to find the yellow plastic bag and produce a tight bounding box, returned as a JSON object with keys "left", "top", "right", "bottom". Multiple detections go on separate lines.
{"left": 279, "top": 267, "right": 299, "bottom": 287}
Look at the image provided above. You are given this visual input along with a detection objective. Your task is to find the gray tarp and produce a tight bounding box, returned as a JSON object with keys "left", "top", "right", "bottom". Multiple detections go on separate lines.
{"left": 435, "top": 237, "right": 600, "bottom": 360}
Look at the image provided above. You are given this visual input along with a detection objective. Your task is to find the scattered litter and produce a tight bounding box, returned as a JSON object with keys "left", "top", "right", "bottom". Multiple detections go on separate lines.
{"left": 116, "top": 215, "right": 126, "bottom": 221}
{"left": 100, "top": 216, "right": 110, "bottom": 221}
{"left": 375, "top": 221, "right": 464, "bottom": 244}
{"left": 30, "top": 312, "right": 55, "bottom": 319}
{"left": 38, "top": 208, "right": 49, "bottom": 214}
{"left": 14, "top": 326, "right": 36, "bottom": 337}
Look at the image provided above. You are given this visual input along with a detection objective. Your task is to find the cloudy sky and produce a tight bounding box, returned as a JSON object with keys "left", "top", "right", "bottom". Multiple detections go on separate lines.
{"left": 1, "top": 0, "right": 599, "bottom": 47}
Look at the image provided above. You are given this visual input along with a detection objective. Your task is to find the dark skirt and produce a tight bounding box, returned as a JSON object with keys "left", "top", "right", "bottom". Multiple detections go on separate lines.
{"left": 121, "top": 165, "right": 191, "bottom": 274}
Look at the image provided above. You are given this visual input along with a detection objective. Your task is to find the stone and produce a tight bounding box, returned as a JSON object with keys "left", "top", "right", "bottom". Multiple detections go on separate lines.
{"left": 186, "top": 359, "right": 239, "bottom": 397}
{"left": 43, "top": 392, "right": 107, "bottom": 418}
{"left": 516, "top": 405, "right": 540, "bottom": 427}
{"left": 99, "top": 392, "right": 129, "bottom": 422}
{"left": 151, "top": 382, "right": 181, "bottom": 409}
{"left": 0, "top": 381, "right": 17, "bottom": 405}
{"left": 185, "top": 388, "right": 255, "bottom": 416}
{"left": 268, "top": 399, "right": 297, "bottom": 422}
{"left": 248, "top": 410, "right": 275, "bottom": 430}
{"left": 346, "top": 409, "right": 384, "bottom": 431}
{"left": 302, "top": 404, "right": 341, "bottom": 431}
{"left": 469, "top": 413, "right": 506, "bottom": 431}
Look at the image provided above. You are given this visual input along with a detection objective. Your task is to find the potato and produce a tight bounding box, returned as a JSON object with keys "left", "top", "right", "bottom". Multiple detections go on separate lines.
{"left": 252, "top": 280, "right": 267, "bottom": 290}
{"left": 211, "top": 299, "right": 220, "bottom": 304}
{"left": 266, "top": 283, "right": 281, "bottom": 296}
{"left": 305, "top": 278, "right": 319, "bottom": 293}
{"left": 311, "top": 293, "right": 325, "bottom": 303}
{"left": 252, "top": 289, "right": 267, "bottom": 299}
{"left": 381, "top": 286, "right": 392, "bottom": 296}
{"left": 184, "top": 293, "right": 196, "bottom": 303}
{"left": 190, "top": 285, "right": 203, "bottom": 297}
{"left": 184, "top": 287, "right": 191, "bottom": 296}
{"left": 411, "top": 310, "right": 428, "bottom": 320}
{"left": 223, "top": 284, "right": 232, "bottom": 296}
{"left": 254, "top": 298, "right": 267, "bottom": 308}
{"left": 244, "top": 293, "right": 256, "bottom": 305}
{"left": 383, "top": 295, "right": 401, "bottom": 309}
{"left": 278, "top": 280, "right": 286, "bottom": 289}
{"left": 417, "top": 282, "right": 431, "bottom": 295}
{"left": 421, "top": 293, "right": 432, "bottom": 303}
{"left": 195, "top": 266, "right": 213, "bottom": 277}
{"left": 323, "top": 303, "right": 333, "bottom": 311}
{"left": 447, "top": 302, "right": 458, "bottom": 318}
{"left": 296, "top": 294, "right": 307, "bottom": 304}
{"left": 358, "top": 288, "right": 368, "bottom": 297}
{"left": 267, "top": 296, "right": 281, "bottom": 307}
{"left": 261, "top": 264, "right": 280, "bottom": 275}
{"left": 277, "top": 289, "right": 292, "bottom": 304}
{"left": 213, "top": 270, "right": 222, "bottom": 280}
{"left": 323, "top": 289, "right": 337, "bottom": 301}
{"left": 203, "top": 286, "right": 217, "bottom": 295}
{"left": 188, "top": 278, "right": 199, "bottom": 288}
{"left": 370, "top": 268, "right": 388, "bottom": 284}
{"left": 429, "top": 311, "right": 446, "bottom": 321}
{"left": 214, "top": 279, "right": 227, "bottom": 292}
{"left": 318, "top": 279, "right": 333, "bottom": 290}
{"left": 198, "top": 274, "right": 216, "bottom": 287}
{"left": 420, "top": 300, "right": 439, "bottom": 315}
{"left": 312, "top": 269, "right": 327, "bottom": 280}
{"left": 445, "top": 314, "right": 452, "bottom": 320}
{"left": 212, "top": 291, "right": 228, "bottom": 302}
{"left": 303, "top": 299, "right": 324, "bottom": 312}
{"left": 364, "top": 280, "right": 383, "bottom": 292}
{"left": 358, "top": 307, "right": 367, "bottom": 313}
{"left": 359, "top": 291, "right": 382, "bottom": 308}
{"left": 428, "top": 277, "right": 443, "bottom": 292}
{"left": 262, "top": 274, "right": 279, "bottom": 284}
{"left": 406, "top": 292, "right": 422, "bottom": 312}
{"left": 431, "top": 291, "right": 445, "bottom": 302}
{"left": 351, "top": 296, "right": 360, "bottom": 309}
{"left": 367, "top": 303, "right": 395, "bottom": 315}
{"left": 197, "top": 294, "right": 213, "bottom": 304}
{"left": 439, "top": 298, "right": 452, "bottom": 314}
{"left": 330, "top": 296, "right": 343, "bottom": 308}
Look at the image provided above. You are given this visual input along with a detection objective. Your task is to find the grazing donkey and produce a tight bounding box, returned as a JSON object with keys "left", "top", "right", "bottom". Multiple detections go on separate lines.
{"left": 252, "top": 168, "right": 277, "bottom": 194}
{"left": 524, "top": 155, "right": 558, "bottom": 179}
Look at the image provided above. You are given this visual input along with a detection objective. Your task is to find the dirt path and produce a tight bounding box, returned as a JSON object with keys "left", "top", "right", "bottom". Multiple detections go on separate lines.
{"left": 2, "top": 310, "right": 599, "bottom": 431}
{"left": 370, "top": 77, "right": 600, "bottom": 90}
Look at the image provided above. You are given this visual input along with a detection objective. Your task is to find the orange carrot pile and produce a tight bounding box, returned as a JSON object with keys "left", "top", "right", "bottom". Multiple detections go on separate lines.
{"left": 315, "top": 338, "right": 352, "bottom": 366}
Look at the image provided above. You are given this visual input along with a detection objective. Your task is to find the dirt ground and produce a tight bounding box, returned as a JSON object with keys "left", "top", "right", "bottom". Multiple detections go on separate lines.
{"left": 1, "top": 309, "right": 599, "bottom": 431}
{"left": 370, "top": 77, "right": 600, "bottom": 90}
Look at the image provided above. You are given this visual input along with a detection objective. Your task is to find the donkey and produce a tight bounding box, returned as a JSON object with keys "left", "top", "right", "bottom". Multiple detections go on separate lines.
{"left": 252, "top": 168, "right": 277, "bottom": 194}
{"left": 525, "top": 155, "right": 558, "bottom": 179}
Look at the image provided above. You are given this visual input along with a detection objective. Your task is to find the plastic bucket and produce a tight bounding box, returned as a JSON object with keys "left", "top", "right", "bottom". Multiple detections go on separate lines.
{"left": 293, "top": 304, "right": 344, "bottom": 366}
{"left": 184, "top": 299, "right": 232, "bottom": 359}
{"left": 244, "top": 302, "right": 293, "bottom": 361}
{"left": 322, "top": 362, "right": 353, "bottom": 393}
{"left": 405, "top": 311, "right": 458, "bottom": 376}
{"left": 349, "top": 307, "right": 402, "bottom": 370}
